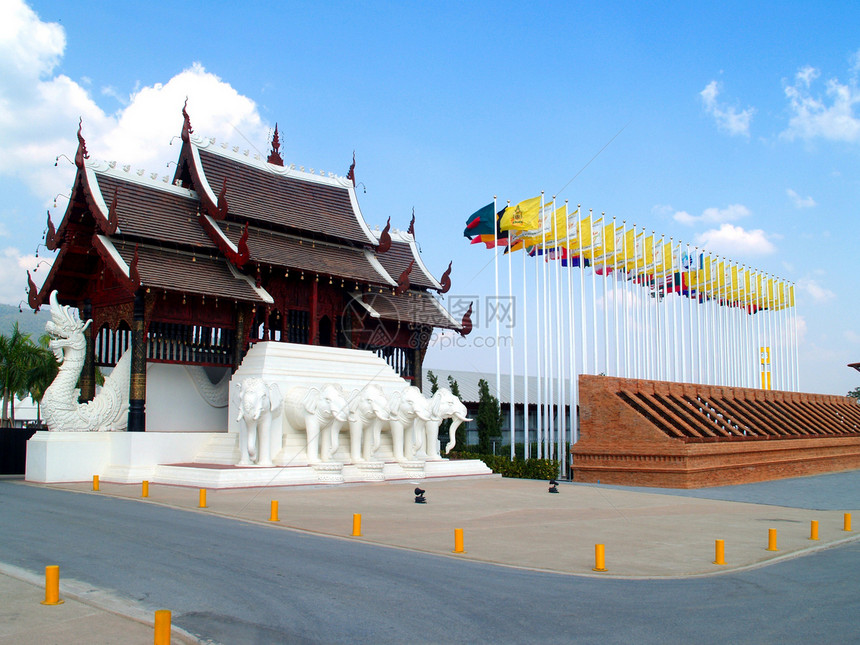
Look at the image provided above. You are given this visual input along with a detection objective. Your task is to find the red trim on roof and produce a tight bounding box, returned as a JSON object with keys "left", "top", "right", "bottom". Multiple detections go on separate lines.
{"left": 92, "top": 234, "right": 138, "bottom": 293}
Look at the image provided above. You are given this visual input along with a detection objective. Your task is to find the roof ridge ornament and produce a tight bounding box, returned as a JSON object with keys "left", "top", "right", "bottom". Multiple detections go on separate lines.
{"left": 27, "top": 270, "right": 41, "bottom": 311}
{"left": 216, "top": 178, "right": 229, "bottom": 219}
{"left": 105, "top": 188, "right": 119, "bottom": 235}
{"left": 395, "top": 259, "right": 413, "bottom": 296}
{"left": 181, "top": 98, "right": 193, "bottom": 142}
{"left": 45, "top": 210, "right": 58, "bottom": 251}
{"left": 439, "top": 261, "right": 452, "bottom": 294}
{"left": 377, "top": 217, "right": 391, "bottom": 253}
{"left": 458, "top": 301, "right": 473, "bottom": 336}
{"left": 408, "top": 208, "right": 415, "bottom": 237}
{"left": 74, "top": 118, "right": 89, "bottom": 168}
{"left": 267, "top": 124, "right": 284, "bottom": 166}
{"left": 347, "top": 151, "right": 356, "bottom": 186}
{"left": 235, "top": 222, "right": 250, "bottom": 267}
{"left": 129, "top": 245, "right": 141, "bottom": 288}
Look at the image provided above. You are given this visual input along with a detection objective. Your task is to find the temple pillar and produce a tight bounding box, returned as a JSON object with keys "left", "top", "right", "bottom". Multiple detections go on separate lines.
{"left": 127, "top": 290, "right": 146, "bottom": 432}
{"left": 310, "top": 279, "right": 319, "bottom": 345}
{"left": 233, "top": 306, "right": 247, "bottom": 370}
{"left": 78, "top": 299, "right": 95, "bottom": 403}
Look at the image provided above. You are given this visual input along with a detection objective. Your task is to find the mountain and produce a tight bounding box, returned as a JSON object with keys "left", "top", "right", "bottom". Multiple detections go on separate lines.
{"left": 0, "top": 304, "right": 52, "bottom": 341}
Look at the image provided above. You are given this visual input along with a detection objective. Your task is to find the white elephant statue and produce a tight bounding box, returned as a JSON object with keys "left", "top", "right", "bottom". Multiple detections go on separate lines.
{"left": 283, "top": 384, "right": 349, "bottom": 464}
{"left": 344, "top": 384, "right": 390, "bottom": 462}
{"left": 235, "top": 378, "right": 282, "bottom": 467}
{"left": 385, "top": 386, "right": 432, "bottom": 462}
{"left": 425, "top": 387, "right": 471, "bottom": 459}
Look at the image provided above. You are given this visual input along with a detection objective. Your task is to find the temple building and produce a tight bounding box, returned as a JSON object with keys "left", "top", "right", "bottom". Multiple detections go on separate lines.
{"left": 29, "top": 107, "right": 466, "bottom": 432}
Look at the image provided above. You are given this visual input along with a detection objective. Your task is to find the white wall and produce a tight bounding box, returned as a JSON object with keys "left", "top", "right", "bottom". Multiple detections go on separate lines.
{"left": 145, "top": 363, "right": 229, "bottom": 432}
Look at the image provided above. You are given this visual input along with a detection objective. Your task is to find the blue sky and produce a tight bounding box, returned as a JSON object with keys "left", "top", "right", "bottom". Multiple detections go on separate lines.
{"left": 1, "top": 0, "right": 858, "bottom": 395}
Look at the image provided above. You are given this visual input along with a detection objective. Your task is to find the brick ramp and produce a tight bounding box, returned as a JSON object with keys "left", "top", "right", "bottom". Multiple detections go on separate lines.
{"left": 572, "top": 375, "right": 860, "bottom": 488}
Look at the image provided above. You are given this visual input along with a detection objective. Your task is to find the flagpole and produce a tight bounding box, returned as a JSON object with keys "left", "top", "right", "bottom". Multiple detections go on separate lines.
{"left": 544, "top": 196, "right": 554, "bottom": 461}
{"left": 507, "top": 203, "right": 515, "bottom": 460}
{"left": 493, "top": 195, "right": 501, "bottom": 417}
{"left": 793, "top": 283, "right": 799, "bottom": 391}
{"left": 556, "top": 198, "right": 566, "bottom": 472}
{"left": 578, "top": 207, "right": 587, "bottom": 382}
{"left": 621, "top": 224, "right": 636, "bottom": 378}
{"left": 613, "top": 218, "right": 620, "bottom": 377}
{"left": 567, "top": 204, "right": 578, "bottom": 448}
{"left": 522, "top": 234, "right": 530, "bottom": 458}
{"left": 686, "top": 243, "right": 694, "bottom": 383}
{"left": 536, "top": 193, "right": 545, "bottom": 458}
{"left": 542, "top": 193, "right": 552, "bottom": 459}
{"left": 590, "top": 210, "right": 599, "bottom": 375}
{"left": 601, "top": 214, "right": 610, "bottom": 377}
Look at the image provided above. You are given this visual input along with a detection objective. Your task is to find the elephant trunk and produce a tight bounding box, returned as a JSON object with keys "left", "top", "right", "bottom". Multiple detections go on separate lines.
{"left": 445, "top": 415, "right": 468, "bottom": 454}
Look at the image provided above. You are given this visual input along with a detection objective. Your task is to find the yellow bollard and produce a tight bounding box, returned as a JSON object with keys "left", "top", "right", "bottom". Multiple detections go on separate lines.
{"left": 142, "top": 481, "right": 149, "bottom": 498}
{"left": 198, "top": 489, "right": 207, "bottom": 509}
{"left": 92, "top": 475, "right": 99, "bottom": 491}
{"left": 351, "top": 513, "right": 362, "bottom": 536}
{"left": 714, "top": 539, "right": 726, "bottom": 565}
{"left": 844, "top": 513, "right": 852, "bottom": 532}
{"left": 453, "top": 528, "right": 465, "bottom": 553}
{"left": 154, "top": 609, "right": 171, "bottom": 645}
{"left": 593, "top": 544, "right": 607, "bottom": 572}
{"left": 40, "top": 565, "right": 64, "bottom": 605}
{"left": 269, "top": 500, "right": 279, "bottom": 522}
{"left": 766, "top": 528, "right": 778, "bottom": 551}
{"left": 810, "top": 520, "right": 819, "bottom": 540}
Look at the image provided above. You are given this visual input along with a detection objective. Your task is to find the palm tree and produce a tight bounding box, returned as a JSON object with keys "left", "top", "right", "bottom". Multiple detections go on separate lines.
{"left": 0, "top": 323, "right": 37, "bottom": 427}
{"left": 26, "top": 334, "right": 59, "bottom": 425}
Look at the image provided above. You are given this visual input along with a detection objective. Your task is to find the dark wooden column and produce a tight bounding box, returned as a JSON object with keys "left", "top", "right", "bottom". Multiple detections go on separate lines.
{"left": 233, "top": 305, "right": 247, "bottom": 370}
{"left": 78, "top": 299, "right": 96, "bottom": 403}
{"left": 309, "top": 279, "right": 319, "bottom": 345}
{"left": 127, "top": 290, "right": 147, "bottom": 432}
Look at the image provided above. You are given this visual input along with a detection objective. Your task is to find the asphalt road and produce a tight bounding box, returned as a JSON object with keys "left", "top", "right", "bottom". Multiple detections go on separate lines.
{"left": 1, "top": 481, "right": 857, "bottom": 644}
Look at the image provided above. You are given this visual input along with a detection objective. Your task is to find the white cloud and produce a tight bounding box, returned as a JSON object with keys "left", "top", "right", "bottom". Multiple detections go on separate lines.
{"left": 796, "top": 315, "right": 807, "bottom": 344}
{"left": 786, "top": 188, "right": 816, "bottom": 208}
{"left": 781, "top": 50, "right": 860, "bottom": 143}
{"left": 0, "top": 0, "right": 269, "bottom": 207}
{"left": 700, "top": 80, "right": 755, "bottom": 137}
{"left": 796, "top": 277, "right": 835, "bottom": 303}
{"left": 845, "top": 329, "right": 860, "bottom": 344}
{"left": 0, "top": 0, "right": 271, "bottom": 304}
{"left": 0, "top": 246, "right": 49, "bottom": 306}
{"left": 694, "top": 223, "right": 776, "bottom": 256}
{"left": 672, "top": 203, "right": 751, "bottom": 226}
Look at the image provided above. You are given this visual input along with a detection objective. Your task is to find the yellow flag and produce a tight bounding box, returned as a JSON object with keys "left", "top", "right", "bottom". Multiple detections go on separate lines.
{"left": 499, "top": 196, "right": 541, "bottom": 231}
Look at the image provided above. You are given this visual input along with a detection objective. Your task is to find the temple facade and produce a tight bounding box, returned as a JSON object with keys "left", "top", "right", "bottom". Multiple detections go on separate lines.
{"left": 29, "top": 107, "right": 466, "bottom": 432}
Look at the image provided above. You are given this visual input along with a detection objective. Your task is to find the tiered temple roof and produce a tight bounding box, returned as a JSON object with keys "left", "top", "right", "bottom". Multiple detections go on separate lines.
{"left": 31, "top": 112, "right": 463, "bottom": 340}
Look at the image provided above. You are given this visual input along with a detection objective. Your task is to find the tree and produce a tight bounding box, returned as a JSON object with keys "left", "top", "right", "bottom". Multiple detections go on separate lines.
{"left": 447, "top": 375, "right": 465, "bottom": 449}
{"left": 0, "top": 323, "right": 39, "bottom": 426}
{"left": 476, "top": 378, "right": 503, "bottom": 454}
{"left": 27, "top": 334, "right": 59, "bottom": 424}
{"left": 427, "top": 371, "right": 439, "bottom": 394}
{"left": 848, "top": 387, "right": 860, "bottom": 402}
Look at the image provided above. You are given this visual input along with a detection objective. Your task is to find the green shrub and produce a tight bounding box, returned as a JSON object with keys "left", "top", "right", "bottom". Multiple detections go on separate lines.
{"left": 448, "top": 451, "right": 559, "bottom": 480}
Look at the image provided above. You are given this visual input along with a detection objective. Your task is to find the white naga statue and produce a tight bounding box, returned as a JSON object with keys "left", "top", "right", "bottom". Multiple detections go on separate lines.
{"left": 41, "top": 291, "right": 131, "bottom": 432}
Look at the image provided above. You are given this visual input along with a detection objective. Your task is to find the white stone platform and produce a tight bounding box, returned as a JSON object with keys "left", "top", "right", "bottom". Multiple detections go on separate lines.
{"left": 26, "top": 342, "right": 492, "bottom": 487}
{"left": 25, "top": 431, "right": 492, "bottom": 488}
{"left": 231, "top": 342, "right": 423, "bottom": 465}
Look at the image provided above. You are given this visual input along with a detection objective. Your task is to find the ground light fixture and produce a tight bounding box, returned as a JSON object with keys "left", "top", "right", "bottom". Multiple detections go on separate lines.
{"left": 414, "top": 487, "right": 426, "bottom": 504}
{"left": 548, "top": 479, "right": 559, "bottom": 494}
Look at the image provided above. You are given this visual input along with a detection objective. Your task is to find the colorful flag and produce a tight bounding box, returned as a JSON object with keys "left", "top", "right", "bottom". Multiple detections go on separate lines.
{"left": 463, "top": 202, "right": 495, "bottom": 238}
{"left": 499, "top": 196, "right": 541, "bottom": 231}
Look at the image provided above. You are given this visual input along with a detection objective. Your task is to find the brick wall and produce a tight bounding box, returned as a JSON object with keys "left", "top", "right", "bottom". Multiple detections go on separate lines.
{"left": 572, "top": 375, "right": 860, "bottom": 488}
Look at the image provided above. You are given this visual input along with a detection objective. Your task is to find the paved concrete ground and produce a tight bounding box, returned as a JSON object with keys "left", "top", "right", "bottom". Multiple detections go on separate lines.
{"left": 2, "top": 470, "right": 858, "bottom": 643}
